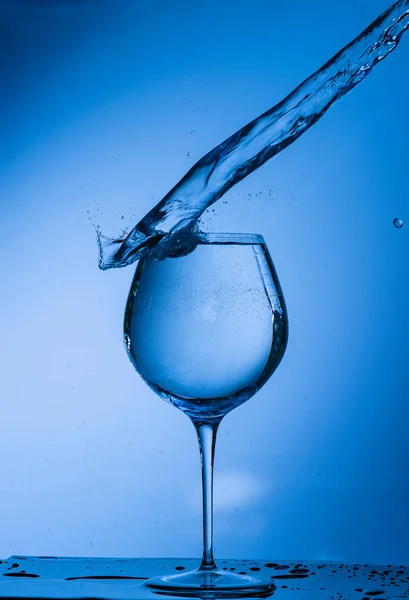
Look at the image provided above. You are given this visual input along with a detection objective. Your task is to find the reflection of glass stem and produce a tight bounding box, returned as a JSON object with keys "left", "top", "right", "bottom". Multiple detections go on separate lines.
{"left": 195, "top": 421, "right": 221, "bottom": 572}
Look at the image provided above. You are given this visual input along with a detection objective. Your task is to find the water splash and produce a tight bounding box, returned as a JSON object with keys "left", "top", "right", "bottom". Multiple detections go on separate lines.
{"left": 98, "top": 0, "right": 409, "bottom": 270}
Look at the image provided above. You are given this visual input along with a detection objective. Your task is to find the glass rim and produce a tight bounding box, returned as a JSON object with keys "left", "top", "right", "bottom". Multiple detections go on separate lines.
{"left": 163, "top": 231, "right": 266, "bottom": 245}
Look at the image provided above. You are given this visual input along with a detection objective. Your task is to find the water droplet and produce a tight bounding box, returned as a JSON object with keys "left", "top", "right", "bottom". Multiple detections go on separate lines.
{"left": 65, "top": 575, "right": 147, "bottom": 581}
{"left": 290, "top": 568, "right": 309, "bottom": 574}
{"left": 393, "top": 218, "right": 404, "bottom": 228}
{"left": 271, "top": 574, "right": 309, "bottom": 580}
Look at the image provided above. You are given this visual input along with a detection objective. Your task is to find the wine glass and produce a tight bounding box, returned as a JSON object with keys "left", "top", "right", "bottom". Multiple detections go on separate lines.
{"left": 124, "top": 231, "right": 288, "bottom": 597}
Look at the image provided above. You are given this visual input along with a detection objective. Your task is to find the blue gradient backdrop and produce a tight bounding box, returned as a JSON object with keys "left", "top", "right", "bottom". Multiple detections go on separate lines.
{"left": 0, "top": 0, "right": 408, "bottom": 565}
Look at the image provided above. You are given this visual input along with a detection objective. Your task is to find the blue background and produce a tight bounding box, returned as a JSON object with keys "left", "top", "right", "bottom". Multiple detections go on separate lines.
{"left": 0, "top": 0, "right": 408, "bottom": 565}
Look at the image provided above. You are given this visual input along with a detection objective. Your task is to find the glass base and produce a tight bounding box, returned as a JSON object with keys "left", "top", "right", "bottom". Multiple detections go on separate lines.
{"left": 144, "top": 568, "right": 277, "bottom": 598}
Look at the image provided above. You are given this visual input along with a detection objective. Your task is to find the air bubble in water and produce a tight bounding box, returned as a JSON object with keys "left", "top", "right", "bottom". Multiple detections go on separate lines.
{"left": 393, "top": 218, "right": 404, "bottom": 229}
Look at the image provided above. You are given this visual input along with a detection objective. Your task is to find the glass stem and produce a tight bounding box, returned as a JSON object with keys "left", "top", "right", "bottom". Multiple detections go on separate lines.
{"left": 193, "top": 420, "right": 220, "bottom": 571}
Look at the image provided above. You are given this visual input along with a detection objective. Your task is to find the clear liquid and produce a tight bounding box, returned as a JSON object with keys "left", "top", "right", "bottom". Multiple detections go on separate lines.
{"left": 393, "top": 218, "right": 404, "bottom": 228}
{"left": 98, "top": 0, "right": 409, "bottom": 270}
{"left": 124, "top": 238, "right": 287, "bottom": 420}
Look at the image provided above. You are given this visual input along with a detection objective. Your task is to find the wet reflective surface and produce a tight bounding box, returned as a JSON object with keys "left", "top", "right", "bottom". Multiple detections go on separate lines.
{"left": 0, "top": 556, "right": 408, "bottom": 599}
